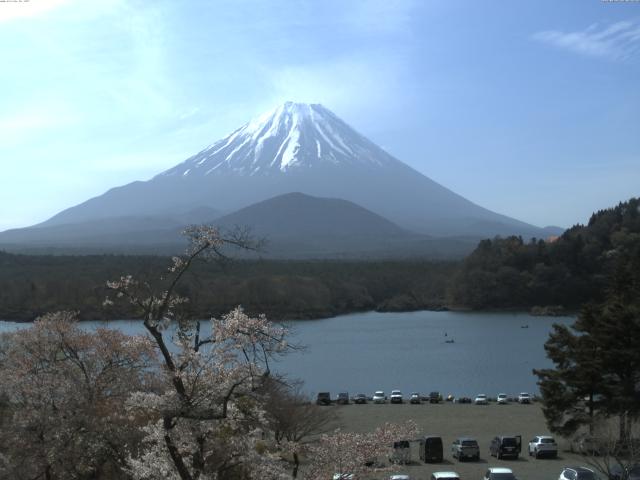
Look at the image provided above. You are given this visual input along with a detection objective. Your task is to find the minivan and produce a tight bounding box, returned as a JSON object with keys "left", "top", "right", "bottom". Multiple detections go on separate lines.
{"left": 420, "top": 436, "right": 443, "bottom": 463}
{"left": 489, "top": 435, "right": 522, "bottom": 459}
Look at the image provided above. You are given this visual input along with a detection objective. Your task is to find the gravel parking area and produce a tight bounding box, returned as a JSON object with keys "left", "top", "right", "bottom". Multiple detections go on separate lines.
{"left": 331, "top": 402, "right": 592, "bottom": 480}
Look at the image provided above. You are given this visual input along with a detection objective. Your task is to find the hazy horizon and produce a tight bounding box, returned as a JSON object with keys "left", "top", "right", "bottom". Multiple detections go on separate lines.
{"left": 1, "top": 0, "right": 639, "bottom": 231}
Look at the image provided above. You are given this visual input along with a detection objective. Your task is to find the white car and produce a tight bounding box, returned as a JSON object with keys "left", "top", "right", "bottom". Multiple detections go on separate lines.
{"left": 484, "top": 467, "right": 517, "bottom": 480}
{"left": 497, "top": 393, "right": 508, "bottom": 404}
{"left": 390, "top": 390, "right": 404, "bottom": 404}
{"left": 518, "top": 392, "right": 531, "bottom": 404}
{"left": 373, "top": 391, "right": 386, "bottom": 403}
{"left": 474, "top": 393, "right": 488, "bottom": 405}
{"left": 558, "top": 467, "right": 598, "bottom": 480}
{"left": 333, "top": 474, "right": 355, "bottom": 480}
{"left": 431, "top": 472, "right": 460, "bottom": 480}
{"left": 389, "top": 476, "right": 411, "bottom": 480}
{"left": 528, "top": 435, "right": 558, "bottom": 458}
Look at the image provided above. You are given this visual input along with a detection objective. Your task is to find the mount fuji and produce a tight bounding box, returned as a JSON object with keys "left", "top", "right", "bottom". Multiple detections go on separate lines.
{"left": 0, "top": 102, "right": 560, "bottom": 255}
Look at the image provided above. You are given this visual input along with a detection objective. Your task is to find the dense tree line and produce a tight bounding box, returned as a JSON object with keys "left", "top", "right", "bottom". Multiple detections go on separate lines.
{"left": 2, "top": 198, "right": 638, "bottom": 320}
{"left": 0, "top": 252, "right": 455, "bottom": 321}
{"left": 448, "top": 197, "right": 640, "bottom": 310}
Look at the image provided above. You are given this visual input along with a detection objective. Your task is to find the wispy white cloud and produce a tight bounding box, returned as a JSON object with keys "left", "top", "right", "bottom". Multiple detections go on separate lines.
{"left": 261, "top": 52, "right": 411, "bottom": 121}
{"left": 532, "top": 20, "right": 640, "bottom": 60}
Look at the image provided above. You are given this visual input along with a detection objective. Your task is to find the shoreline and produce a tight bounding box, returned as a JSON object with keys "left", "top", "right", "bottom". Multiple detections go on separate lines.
{"left": 0, "top": 305, "right": 577, "bottom": 324}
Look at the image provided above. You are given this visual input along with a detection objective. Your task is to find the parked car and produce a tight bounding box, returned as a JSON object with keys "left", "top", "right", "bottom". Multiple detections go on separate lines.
{"left": 483, "top": 467, "right": 517, "bottom": 480}
{"left": 497, "top": 393, "right": 508, "bottom": 404}
{"left": 610, "top": 463, "right": 640, "bottom": 480}
{"left": 558, "top": 467, "right": 598, "bottom": 480}
{"left": 333, "top": 473, "right": 355, "bottom": 480}
{"left": 389, "top": 475, "right": 411, "bottom": 480}
{"left": 429, "top": 391, "right": 442, "bottom": 403}
{"left": 373, "top": 391, "right": 386, "bottom": 404}
{"left": 475, "top": 394, "right": 489, "bottom": 405}
{"left": 456, "top": 396, "right": 472, "bottom": 404}
{"left": 528, "top": 435, "right": 558, "bottom": 458}
{"left": 390, "top": 390, "right": 404, "bottom": 404}
{"left": 431, "top": 472, "right": 460, "bottom": 480}
{"left": 390, "top": 440, "right": 411, "bottom": 464}
{"left": 419, "top": 435, "right": 443, "bottom": 463}
{"left": 353, "top": 393, "right": 367, "bottom": 404}
{"left": 518, "top": 392, "right": 531, "bottom": 404}
{"left": 316, "top": 392, "right": 331, "bottom": 405}
{"left": 451, "top": 437, "right": 480, "bottom": 461}
{"left": 336, "top": 392, "right": 349, "bottom": 405}
{"left": 490, "top": 435, "right": 522, "bottom": 459}
{"left": 410, "top": 392, "right": 421, "bottom": 404}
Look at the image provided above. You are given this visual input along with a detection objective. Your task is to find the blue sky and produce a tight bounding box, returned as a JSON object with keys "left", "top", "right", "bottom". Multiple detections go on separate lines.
{"left": 0, "top": 0, "right": 638, "bottom": 231}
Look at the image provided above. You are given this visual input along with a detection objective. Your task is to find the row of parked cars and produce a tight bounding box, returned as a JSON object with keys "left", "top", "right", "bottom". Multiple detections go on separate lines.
{"left": 372, "top": 466, "right": 604, "bottom": 480}
{"left": 386, "top": 434, "right": 558, "bottom": 465}
{"left": 317, "top": 391, "right": 533, "bottom": 405}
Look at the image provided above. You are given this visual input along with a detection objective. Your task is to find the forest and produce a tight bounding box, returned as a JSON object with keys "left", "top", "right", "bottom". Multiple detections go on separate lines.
{"left": 448, "top": 197, "right": 640, "bottom": 310}
{"left": 1, "top": 197, "right": 638, "bottom": 321}
{"left": 0, "top": 253, "right": 455, "bottom": 321}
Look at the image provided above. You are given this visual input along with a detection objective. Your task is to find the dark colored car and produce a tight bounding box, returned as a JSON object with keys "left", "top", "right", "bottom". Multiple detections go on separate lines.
{"left": 353, "top": 393, "right": 367, "bottom": 404}
{"left": 490, "top": 435, "right": 522, "bottom": 459}
{"left": 336, "top": 392, "right": 349, "bottom": 405}
{"left": 316, "top": 392, "right": 331, "bottom": 405}
{"left": 420, "top": 435, "right": 444, "bottom": 463}
{"left": 610, "top": 464, "right": 640, "bottom": 480}
{"left": 429, "top": 391, "right": 442, "bottom": 403}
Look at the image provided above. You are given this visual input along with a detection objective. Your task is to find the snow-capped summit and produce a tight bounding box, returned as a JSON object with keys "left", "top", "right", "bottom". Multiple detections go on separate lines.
{"left": 13, "top": 101, "right": 557, "bottom": 244}
{"left": 160, "top": 102, "right": 399, "bottom": 177}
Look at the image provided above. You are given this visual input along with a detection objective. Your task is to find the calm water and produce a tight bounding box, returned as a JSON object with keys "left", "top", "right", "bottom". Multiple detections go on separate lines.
{"left": 0, "top": 310, "right": 572, "bottom": 397}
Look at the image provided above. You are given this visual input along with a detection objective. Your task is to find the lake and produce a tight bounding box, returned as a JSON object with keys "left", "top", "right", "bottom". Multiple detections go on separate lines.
{"left": 0, "top": 310, "right": 573, "bottom": 398}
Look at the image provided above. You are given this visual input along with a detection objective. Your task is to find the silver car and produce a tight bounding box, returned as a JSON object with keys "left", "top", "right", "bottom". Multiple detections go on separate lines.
{"left": 451, "top": 437, "right": 480, "bottom": 461}
{"left": 373, "top": 390, "right": 386, "bottom": 403}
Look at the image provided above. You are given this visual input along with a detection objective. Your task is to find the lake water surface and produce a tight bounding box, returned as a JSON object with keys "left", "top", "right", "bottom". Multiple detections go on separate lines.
{"left": 0, "top": 310, "right": 573, "bottom": 398}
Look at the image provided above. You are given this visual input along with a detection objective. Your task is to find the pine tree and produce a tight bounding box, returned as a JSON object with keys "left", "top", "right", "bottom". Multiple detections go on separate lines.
{"left": 534, "top": 243, "right": 640, "bottom": 443}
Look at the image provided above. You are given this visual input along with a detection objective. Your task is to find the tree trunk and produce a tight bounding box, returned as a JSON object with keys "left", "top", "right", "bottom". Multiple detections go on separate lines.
{"left": 619, "top": 412, "right": 627, "bottom": 445}
{"left": 588, "top": 392, "right": 594, "bottom": 435}
{"left": 292, "top": 451, "right": 299, "bottom": 478}
{"left": 164, "top": 416, "right": 195, "bottom": 480}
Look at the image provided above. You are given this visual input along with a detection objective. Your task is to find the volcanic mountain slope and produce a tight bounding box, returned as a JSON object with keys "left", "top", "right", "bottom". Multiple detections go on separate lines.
{"left": 0, "top": 192, "right": 477, "bottom": 258}
{"left": 212, "top": 192, "right": 479, "bottom": 258}
{"left": 0, "top": 102, "right": 561, "bottom": 253}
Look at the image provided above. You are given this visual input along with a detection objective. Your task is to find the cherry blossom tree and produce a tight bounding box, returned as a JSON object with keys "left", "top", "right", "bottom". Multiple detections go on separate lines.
{"left": 0, "top": 311, "right": 156, "bottom": 480}
{"left": 105, "top": 226, "right": 293, "bottom": 480}
{"left": 304, "top": 421, "right": 420, "bottom": 479}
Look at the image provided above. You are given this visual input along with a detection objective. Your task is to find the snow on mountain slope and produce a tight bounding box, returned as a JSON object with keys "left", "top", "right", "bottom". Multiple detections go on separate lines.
{"left": 9, "top": 101, "right": 553, "bottom": 241}
{"left": 160, "top": 102, "right": 399, "bottom": 177}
